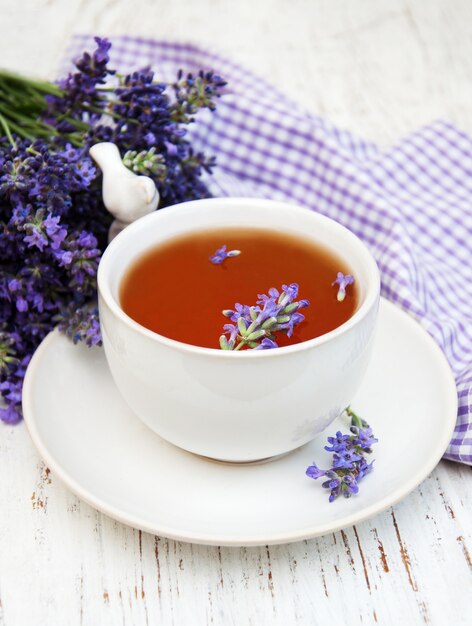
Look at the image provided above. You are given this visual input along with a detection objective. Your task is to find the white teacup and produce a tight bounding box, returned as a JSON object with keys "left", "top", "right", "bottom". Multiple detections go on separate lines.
{"left": 98, "top": 198, "right": 380, "bottom": 462}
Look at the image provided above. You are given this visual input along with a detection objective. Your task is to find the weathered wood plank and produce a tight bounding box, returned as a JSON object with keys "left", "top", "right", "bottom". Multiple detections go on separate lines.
{"left": 0, "top": 425, "right": 471, "bottom": 625}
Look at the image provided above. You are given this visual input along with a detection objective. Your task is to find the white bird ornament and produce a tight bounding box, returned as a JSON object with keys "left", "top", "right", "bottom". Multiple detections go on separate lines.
{"left": 89, "top": 142, "right": 159, "bottom": 241}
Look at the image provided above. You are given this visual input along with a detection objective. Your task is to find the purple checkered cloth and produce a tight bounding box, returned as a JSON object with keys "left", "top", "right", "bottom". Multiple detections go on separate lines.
{"left": 66, "top": 36, "right": 472, "bottom": 465}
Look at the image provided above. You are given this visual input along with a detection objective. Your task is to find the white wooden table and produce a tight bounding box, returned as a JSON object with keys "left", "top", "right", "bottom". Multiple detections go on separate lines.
{"left": 1, "top": 1, "right": 471, "bottom": 624}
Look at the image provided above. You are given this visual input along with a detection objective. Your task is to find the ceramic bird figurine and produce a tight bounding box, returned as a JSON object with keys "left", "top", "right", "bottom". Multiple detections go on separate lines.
{"left": 89, "top": 142, "right": 160, "bottom": 241}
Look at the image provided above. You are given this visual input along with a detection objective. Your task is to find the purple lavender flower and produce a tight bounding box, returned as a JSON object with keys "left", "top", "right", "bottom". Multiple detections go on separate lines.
{"left": 321, "top": 474, "right": 342, "bottom": 502}
{"left": 320, "top": 470, "right": 361, "bottom": 501}
{"left": 0, "top": 403, "right": 22, "bottom": 425}
{"left": 257, "top": 287, "right": 280, "bottom": 304}
{"left": 332, "top": 448, "right": 364, "bottom": 469}
{"left": 338, "top": 474, "right": 359, "bottom": 498}
{"left": 254, "top": 338, "right": 279, "bottom": 350}
{"left": 324, "top": 431, "right": 352, "bottom": 453}
{"left": 209, "top": 244, "right": 241, "bottom": 265}
{"left": 45, "top": 37, "right": 115, "bottom": 130}
{"left": 220, "top": 283, "right": 310, "bottom": 350}
{"left": 332, "top": 272, "right": 355, "bottom": 302}
{"left": 306, "top": 407, "right": 377, "bottom": 502}
{"left": 279, "top": 283, "right": 299, "bottom": 306}
{"left": 275, "top": 311, "right": 306, "bottom": 338}
{"left": 222, "top": 302, "right": 251, "bottom": 323}
{"left": 352, "top": 425, "right": 379, "bottom": 452}
{"left": 172, "top": 70, "right": 227, "bottom": 124}
{"left": 357, "top": 457, "right": 375, "bottom": 480}
{"left": 55, "top": 305, "right": 102, "bottom": 347}
{"left": 220, "top": 322, "right": 239, "bottom": 350}
{"left": 0, "top": 37, "right": 226, "bottom": 425}
{"left": 305, "top": 463, "right": 327, "bottom": 479}
{"left": 42, "top": 214, "right": 67, "bottom": 249}
{"left": 23, "top": 228, "right": 48, "bottom": 251}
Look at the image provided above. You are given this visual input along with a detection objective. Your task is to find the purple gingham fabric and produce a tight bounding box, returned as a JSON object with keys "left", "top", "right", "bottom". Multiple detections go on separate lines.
{"left": 66, "top": 36, "right": 472, "bottom": 464}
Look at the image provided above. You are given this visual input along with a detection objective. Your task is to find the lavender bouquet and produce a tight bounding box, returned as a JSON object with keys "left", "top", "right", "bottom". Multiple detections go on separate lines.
{"left": 0, "top": 37, "right": 225, "bottom": 424}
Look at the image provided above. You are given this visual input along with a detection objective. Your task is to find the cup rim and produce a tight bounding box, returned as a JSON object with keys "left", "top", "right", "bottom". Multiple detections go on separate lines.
{"left": 98, "top": 197, "right": 381, "bottom": 358}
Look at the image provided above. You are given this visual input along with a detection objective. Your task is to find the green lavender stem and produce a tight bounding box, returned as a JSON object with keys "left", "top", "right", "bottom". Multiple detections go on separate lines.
{"left": 346, "top": 406, "right": 363, "bottom": 429}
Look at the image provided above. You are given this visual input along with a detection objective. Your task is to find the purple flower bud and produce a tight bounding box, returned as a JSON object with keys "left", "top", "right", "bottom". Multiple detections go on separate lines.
{"left": 332, "top": 272, "right": 355, "bottom": 302}
{"left": 24, "top": 230, "right": 48, "bottom": 251}
{"left": 33, "top": 293, "right": 44, "bottom": 312}
{"left": 342, "top": 474, "right": 359, "bottom": 496}
{"left": 278, "top": 283, "right": 299, "bottom": 307}
{"left": 16, "top": 297, "right": 28, "bottom": 312}
{"left": 58, "top": 251, "right": 74, "bottom": 267}
{"left": 254, "top": 338, "right": 278, "bottom": 350}
{"left": 209, "top": 244, "right": 241, "bottom": 265}
{"left": 8, "top": 279, "right": 21, "bottom": 293}
{"left": 332, "top": 448, "right": 363, "bottom": 469}
{"left": 353, "top": 426, "right": 379, "bottom": 450}
{"left": 257, "top": 287, "right": 279, "bottom": 304}
{"left": 357, "top": 458, "right": 375, "bottom": 479}
{"left": 256, "top": 298, "right": 278, "bottom": 325}
{"left": 324, "top": 431, "right": 352, "bottom": 453}
{"left": 145, "top": 132, "right": 157, "bottom": 146}
{"left": 165, "top": 141, "right": 179, "bottom": 156}
{"left": 306, "top": 464, "right": 327, "bottom": 479}
{"left": 0, "top": 404, "right": 22, "bottom": 425}
{"left": 223, "top": 323, "right": 238, "bottom": 343}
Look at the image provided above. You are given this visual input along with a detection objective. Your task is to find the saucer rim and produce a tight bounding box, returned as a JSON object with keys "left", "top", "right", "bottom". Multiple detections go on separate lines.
{"left": 22, "top": 298, "right": 458, "bottom": 546}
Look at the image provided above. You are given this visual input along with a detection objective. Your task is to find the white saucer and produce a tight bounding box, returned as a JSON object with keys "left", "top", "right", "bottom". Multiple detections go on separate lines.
{"left": 22, "top": 299, "right": 457, "bottom": 546}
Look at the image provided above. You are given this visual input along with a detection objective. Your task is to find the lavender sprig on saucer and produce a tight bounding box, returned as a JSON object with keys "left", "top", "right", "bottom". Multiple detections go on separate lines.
{"left": 306, "top": 407, "right": 378, "bottom": 502}
{"left": 219, "top": 283, "right": 310, "bottom": 350}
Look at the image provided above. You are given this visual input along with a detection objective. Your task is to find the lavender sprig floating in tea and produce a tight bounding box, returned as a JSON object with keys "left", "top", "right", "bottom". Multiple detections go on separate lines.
{"left": 220, "top": 283, "right": 310, "bottom": 350}
{"left": 332, "top": 272, "right": 355, "bottom": 302}
{"left": 209, "top": 244, "right": 241, "bottom": 265}
{"left": 305, "top": 407, "right": 378, "bottom": 502}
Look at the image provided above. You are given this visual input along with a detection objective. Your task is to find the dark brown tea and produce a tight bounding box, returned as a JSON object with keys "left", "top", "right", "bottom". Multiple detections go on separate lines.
{"left": 119, "top": 227, "right": 358, "bottom": 349}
